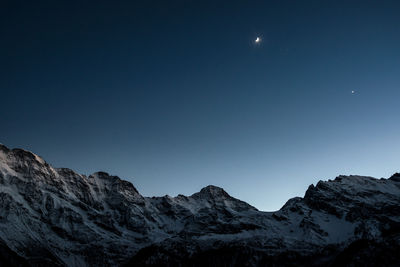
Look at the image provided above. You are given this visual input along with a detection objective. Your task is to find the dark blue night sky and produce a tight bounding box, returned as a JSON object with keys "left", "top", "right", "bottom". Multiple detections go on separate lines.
{"left": 1, "top": 0, "right": 400, "bottom": 210}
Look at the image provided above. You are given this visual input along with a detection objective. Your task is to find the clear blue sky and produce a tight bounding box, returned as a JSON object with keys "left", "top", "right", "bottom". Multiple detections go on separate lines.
{"left": 1, "top": 0, "right": 400, "bottom": 210}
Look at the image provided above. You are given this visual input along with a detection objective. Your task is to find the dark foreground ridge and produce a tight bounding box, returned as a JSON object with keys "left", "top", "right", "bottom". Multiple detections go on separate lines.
{"left": 0, "top": 144, "right": 399, "bottom": 266}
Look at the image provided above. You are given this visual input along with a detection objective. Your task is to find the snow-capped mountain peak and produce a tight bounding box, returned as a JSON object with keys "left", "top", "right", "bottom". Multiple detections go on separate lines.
{"left": 0, "top": 144, "right": 399, "bottom": 266}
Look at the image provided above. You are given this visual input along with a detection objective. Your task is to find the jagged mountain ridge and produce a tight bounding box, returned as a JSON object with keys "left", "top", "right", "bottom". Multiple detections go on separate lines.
{"left": 0, "top": 144, "right": 399, "bottom": 266}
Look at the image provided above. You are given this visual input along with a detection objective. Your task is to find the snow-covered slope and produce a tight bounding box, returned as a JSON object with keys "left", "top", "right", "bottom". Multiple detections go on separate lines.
{"left": 0, "top": 144, "right": 399, "bottom": 266}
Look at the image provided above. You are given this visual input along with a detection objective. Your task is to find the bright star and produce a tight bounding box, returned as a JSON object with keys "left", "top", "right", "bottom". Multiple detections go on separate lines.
{"left": 255, "top": 37, "right": 261, "bottom": 44}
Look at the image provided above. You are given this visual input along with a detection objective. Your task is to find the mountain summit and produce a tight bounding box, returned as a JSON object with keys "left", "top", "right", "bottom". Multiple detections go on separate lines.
{"left": 0, "top": 144, "right": 399, "bottom": 266}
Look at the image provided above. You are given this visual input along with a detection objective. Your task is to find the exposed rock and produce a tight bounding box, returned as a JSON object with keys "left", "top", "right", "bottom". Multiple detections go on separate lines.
{"left": 0, "top": 144, "right": 399, "bottom": 266}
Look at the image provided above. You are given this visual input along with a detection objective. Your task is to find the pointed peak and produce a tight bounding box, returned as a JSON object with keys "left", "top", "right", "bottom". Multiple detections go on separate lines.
{"left": 200, "top": 185, "right": 226, "bottom": 193}
{"left": 8, "top": 147, "right": 46, "bottom": 165}
{"left": 389, "top": 173, "right": 400, "bottom": 182}
{"left": 191, "top": 185, "right": 258, "bottom": 211}
{"left": 0, "top": 144, "right": 47, "bottom": 165}
{"left": 0, "top": 143, "right": 10, "bottom": 153}
{"left": 192, "top": 185, "right": 230, "bottom": 199}
{"left": 90, "top": 171, "right": 140, "bottom": 195}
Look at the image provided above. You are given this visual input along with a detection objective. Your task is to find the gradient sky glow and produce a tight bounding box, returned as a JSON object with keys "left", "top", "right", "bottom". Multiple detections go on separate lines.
{"left": 1, "top": 0, "right": 400, "bottom": 211}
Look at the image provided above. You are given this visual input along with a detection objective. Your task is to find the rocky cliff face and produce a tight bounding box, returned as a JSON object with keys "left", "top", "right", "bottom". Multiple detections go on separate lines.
{"left": 0, "top": 144, "right": 399, "bottom": 266}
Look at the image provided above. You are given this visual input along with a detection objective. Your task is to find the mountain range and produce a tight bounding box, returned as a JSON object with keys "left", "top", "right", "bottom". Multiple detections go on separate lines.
{"left": 0, "top": 144, "right": 399, "bottom": 266}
